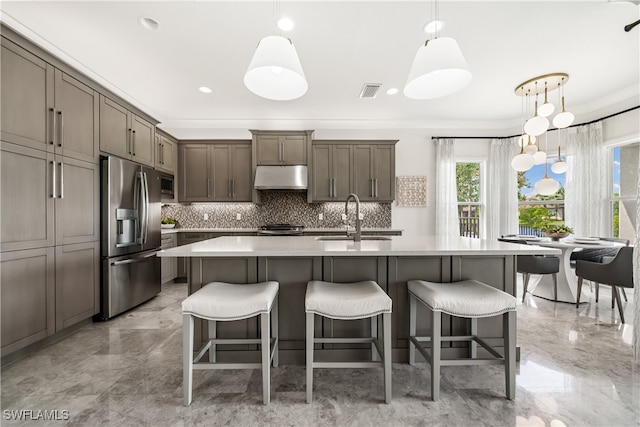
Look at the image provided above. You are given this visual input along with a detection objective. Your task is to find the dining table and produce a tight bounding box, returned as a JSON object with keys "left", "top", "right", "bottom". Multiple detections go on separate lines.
{"left": 524, "top": 237, "right": 623, "bottom": 304}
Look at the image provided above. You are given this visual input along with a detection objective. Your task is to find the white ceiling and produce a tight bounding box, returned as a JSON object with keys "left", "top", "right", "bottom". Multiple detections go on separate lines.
{"left": 1, "top": 1, "right": 639, "bottom": 139}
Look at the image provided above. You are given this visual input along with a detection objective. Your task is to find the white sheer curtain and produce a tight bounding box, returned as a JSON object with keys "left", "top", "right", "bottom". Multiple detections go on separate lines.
{"left": 487, "top": 138, "right": 519, "bottom": 241}
{"left": 434, "top": 138, "right": 460, "bottom": 237}
{"left": 634, "top": 147, "right": 639, "bottom": 364}
{"left": 565, "top": 122, "right": 608, "bottom": 237}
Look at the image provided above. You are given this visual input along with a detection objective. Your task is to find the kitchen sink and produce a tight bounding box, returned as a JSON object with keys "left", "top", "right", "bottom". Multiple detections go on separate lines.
{"left": 315, "top": 236, "right": 392, "bottom": 241}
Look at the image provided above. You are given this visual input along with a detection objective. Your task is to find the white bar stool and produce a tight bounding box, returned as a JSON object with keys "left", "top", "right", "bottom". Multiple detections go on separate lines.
{"left": 407, "top": 279, "right": 517, "bottom": 401}
{"left": 182, "top": 281, "right": 279, "bottom": 406}
{"left": 305, "top": 280, "right": 392, "bottom": 404}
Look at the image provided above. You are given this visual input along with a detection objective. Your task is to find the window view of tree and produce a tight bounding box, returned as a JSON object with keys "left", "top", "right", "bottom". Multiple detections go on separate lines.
{"left": 517, "top": 162, "right": 566, "bottom": 235}
{"left": 456, "top": 163, "right": 482, "bottom": 238}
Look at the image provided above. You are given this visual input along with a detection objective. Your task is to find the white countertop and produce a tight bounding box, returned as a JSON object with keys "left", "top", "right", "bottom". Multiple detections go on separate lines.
{"left": 157, "top": 235, "right": 561, "bottom": 257}
{"left": 161, "top": 228, "right": 403, "bottom": 235}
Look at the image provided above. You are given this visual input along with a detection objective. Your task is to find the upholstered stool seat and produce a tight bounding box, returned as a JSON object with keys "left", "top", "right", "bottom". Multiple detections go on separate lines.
{"left": 305, "top": 280, "right": 392, "bottom": 403}
{"left": 408, "top": 279, "right": 517, "bottom": 401}
{"left": 182, "top": 281, "right": 279, "bottom": 406}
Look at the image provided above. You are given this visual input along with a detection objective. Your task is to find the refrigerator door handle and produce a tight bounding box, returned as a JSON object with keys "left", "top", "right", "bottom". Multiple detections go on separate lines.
{"left": 110, "top": 251, "right": 158, "bottom": 266}
{"left": 138, "top": 171, "right": 149, "bottom": 244}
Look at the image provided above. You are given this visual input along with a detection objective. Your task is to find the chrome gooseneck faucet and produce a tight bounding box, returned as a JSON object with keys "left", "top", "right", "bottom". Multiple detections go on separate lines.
{"left": 344, "top": 193, "right": 362, "bottom": 242}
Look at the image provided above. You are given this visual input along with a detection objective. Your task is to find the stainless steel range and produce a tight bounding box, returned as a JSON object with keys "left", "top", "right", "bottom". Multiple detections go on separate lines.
{"left": 257, "top": 224, "right": 305, "bottom": 236}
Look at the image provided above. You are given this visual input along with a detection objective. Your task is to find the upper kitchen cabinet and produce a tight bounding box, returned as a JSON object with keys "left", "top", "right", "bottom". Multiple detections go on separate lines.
{"left": 251, "top": 130, "right": 313, "bottom": 165}
{"left": 353, "top": 142, "right": 397, "bottom": 202}
{"left": 178, "top": 142, "right": 252, "bottom": 202}
{"left": 99, "top": 95, "right": 155, "bottom": 167}
{"left": 310, "top": 143, "right": 352, "bottom": 202}
{"left": 1, "top": 38, "right": 52, "bottom": 151}
{"left": 155, "top": 131, "right": 177, "bottom": 175}
{"left": 1, "top": 38, "right": 99, "bottom": 163}
{"left": 52, "top": 70, "right": 99, "bottom": 163}
{"left": 308, "top": 140, "right": 397, "bottom": 203}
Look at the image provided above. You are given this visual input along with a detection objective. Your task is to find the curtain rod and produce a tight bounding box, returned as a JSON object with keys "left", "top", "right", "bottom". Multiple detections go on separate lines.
{"left": 431, "top": 105, "right": 640, "bottom": 141}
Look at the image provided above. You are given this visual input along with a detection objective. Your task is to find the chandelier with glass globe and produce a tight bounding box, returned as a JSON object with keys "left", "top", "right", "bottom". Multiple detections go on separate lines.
{"left": 511, "top": 73, "right": 574, "bottom": 196}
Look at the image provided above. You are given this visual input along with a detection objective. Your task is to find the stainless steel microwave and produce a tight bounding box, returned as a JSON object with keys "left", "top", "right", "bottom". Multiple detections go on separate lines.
{"left": 160, "top": 173, "right": 174, "bottom": 198}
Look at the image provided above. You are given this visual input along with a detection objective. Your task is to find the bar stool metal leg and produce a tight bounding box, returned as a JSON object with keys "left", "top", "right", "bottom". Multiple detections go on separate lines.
{"left": 183, "top": 313, "right": 194, "bottom": 406}
{"left": 408, "top": 294, "right": 417, "bottom": 366}
{"left": 208, "top": 320, "right": 216, "bottom": 363}
{"left": 431, "top": 308, "right": 441, "bottom": 401}
{"left": 371, "top": 316, "right": 379, "bottom": 362}
{"left": 272, "top": 295, "right": 279, "bottom": 368}
{"left": 306, "top": 312, "right": 314, "bottom": 404}
{"left": 504, "top": 311, "right": 516, "bottom": 400}
{"left": 261, "top": 312, "right": 270, "bottom": 405}
{"left": 470, "top": 318, "right": 478, "bottom": 359}
{"left": 383, "top": 312, "right": 392, "bottom": 403}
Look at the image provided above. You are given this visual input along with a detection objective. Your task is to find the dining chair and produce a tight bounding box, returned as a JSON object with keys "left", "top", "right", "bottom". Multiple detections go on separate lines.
{"left": 575, "top": 246, "right": 634, "bottom": 323}
{"left": 498, "top": 236, "right": 560, "bottom": 302}
{"left": 570, "top": 238, "right": 630, "bottom": 303}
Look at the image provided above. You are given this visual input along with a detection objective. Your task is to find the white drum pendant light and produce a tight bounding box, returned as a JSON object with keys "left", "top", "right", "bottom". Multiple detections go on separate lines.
{"left": 244, "top": 35, "right": 308, "bottom": 101}
{"left": 404, "top": 37, "right": 472, "bottom": 99}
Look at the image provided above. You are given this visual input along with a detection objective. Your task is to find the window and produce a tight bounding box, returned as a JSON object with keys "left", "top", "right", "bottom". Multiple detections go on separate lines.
{"left": 456, "top": 162, "right": 484, "bottom": 238}
{"left": 517, "top": 155, "right": 565, "bottom": 235}
{"left": 611, "top": 143, "right": 638, "bottom": 244}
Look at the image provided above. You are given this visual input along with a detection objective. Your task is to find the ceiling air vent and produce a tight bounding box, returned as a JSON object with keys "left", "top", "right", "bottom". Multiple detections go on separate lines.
{"left": 359, "top": 83, "right": 382, "bottom": 99}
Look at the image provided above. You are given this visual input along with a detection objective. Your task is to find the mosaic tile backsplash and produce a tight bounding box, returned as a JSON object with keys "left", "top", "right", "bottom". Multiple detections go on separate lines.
{"left": 161, "top": 192, "right": 391, "bottom": 229}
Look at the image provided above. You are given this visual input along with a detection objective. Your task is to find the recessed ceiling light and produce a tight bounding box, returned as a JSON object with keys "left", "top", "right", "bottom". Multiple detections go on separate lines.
{"left": 198, "top": 86, "right": 212, "bottom": 94}
{"left": 424, "top": 20, "right": 444, "bottom": 34}
{"left": 386, "top": 88, "right": 399, "bottom": 95}
{"left": 138, "top": 16, "right": 160, "bottom": 30}
{"left": 277, "top": 17, "right": 295, "bottom": 32}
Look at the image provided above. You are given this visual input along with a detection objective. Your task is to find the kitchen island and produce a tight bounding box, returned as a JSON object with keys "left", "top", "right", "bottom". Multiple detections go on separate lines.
{"left": 158, "top": 235, "right": 559, "bottom": 364}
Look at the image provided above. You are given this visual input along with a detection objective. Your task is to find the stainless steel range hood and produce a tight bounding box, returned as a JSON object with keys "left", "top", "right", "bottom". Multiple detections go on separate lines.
{"left": 254, "top": 165, "right": 308, "bottom": 190}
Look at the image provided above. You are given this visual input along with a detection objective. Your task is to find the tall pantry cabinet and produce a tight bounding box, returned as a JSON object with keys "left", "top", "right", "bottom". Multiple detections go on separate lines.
{"left": 0, "top": 35, "right": 100, "bottom": 357}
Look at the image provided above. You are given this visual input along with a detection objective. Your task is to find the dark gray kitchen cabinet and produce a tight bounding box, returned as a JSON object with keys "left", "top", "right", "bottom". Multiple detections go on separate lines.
{"left": 0, "top": 142, "right": 55, "bottom": 252}
{"left": 0, "top": 247, "right": 55, "bottom": 357}
{"left": 178, "top": 143, "right": 209, "bottom": 201}
{"left": 179, "top": 142, "right": 252, "bottom": 202}
{"left": 52, "top": 69, "right": 99, "bottom": 163}
{"left": 55, "top": 241, "right": 100, "bottom": 331}
{"left": 0, "top": 38, "right": 53, "bottom": 152}
{"left": 212, "top": 143, "right": 252, "bottom": 202}
{"left": 310, "top": 143, "right": 352, "bottom": 202}
{"left": 309, "top": 140, "right": 396, "bottom": 203}
{"left": 54, "top": 156, "right": 100, "bottom": 246}
{"left": 353, "top": 143, "right": 396, "bottom": 202}
{"left": 100, "top": 95, "right": 155, "bottom": 167}
{"left": 252, "top": 130, "right": 312, "bottom": 165}
{"left": 1, "top": 39, "right": 99, "bottom": 164}
{"left": 155, "top": 131, "right": 177, "bottom": 175}
{"left": 161, "top": 233, "right": 178, "bottom": 284}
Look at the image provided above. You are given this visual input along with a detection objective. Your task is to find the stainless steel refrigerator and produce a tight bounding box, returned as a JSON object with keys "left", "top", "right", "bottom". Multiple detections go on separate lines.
{"left": 101, "top": 156, "right": 161, "bottom": 319}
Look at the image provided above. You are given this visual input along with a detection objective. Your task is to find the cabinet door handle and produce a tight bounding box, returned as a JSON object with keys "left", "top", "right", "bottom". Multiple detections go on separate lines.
{"left": 375, "top": 179, "right": 378, "bottom": 198}
{"left": 128, "top": 129, "right": 132, "bottom": 154}
{"left": 161, "top": 144, "right": 165, "bottom": 164}
{"left": 207, "top": 178, "right": 211, "bottom": 198}
{"left": 58, "top": 162, "right": 64, "bottom": 199}
{"left": 132, "top": 130, "right": 136, "bottom": 156}
{"left": 332, "top": 179, "right": 336, "bottom": 198}
{"left": 57, "top": 111, "right": 64, "bottom": 147}
{"left": 157, "top": 142, "right": 161, "bottom": 164}
{"left": 51, "top": 160, "right": 56, "bottom": 198}
{"left": 370, "top": 179, "right": 374, "bottom": 197}
{"left": 232, "top": 179, "right": 236, "bottom": 198}
{"left": 49, "top": 108, "right": 56, "bottom": 145}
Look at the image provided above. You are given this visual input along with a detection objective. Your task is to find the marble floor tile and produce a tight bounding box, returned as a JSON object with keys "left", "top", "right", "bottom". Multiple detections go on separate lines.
{"left": 1, "top": 281, "right": 638, "bottom": 426}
